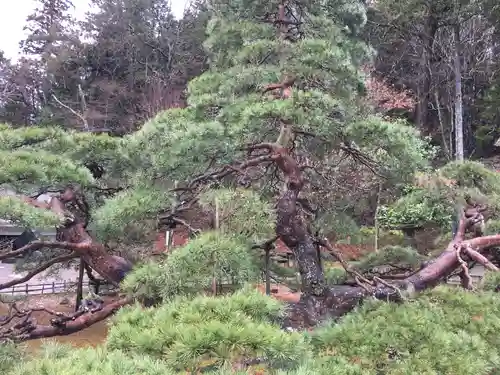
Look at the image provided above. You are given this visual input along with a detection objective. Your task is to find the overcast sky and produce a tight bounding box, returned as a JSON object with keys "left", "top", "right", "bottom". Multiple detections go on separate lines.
{"left": 0, "top": 0, "right": 189, "bottom": 60}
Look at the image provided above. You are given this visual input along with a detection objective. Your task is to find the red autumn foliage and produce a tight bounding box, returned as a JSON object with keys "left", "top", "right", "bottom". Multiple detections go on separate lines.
{"left": 255, "top": 283, "right": 301, "bottom": 303}
{"left": 153, "top": 228, "right": 369, "bottom": 261}
{"left": 363, "top": 65, "right": 416, "bottom": 110}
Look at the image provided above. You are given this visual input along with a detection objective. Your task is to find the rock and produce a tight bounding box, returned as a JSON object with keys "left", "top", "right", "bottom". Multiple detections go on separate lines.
{"left": 59, "top": 297, "right": 70, "bottom": 305}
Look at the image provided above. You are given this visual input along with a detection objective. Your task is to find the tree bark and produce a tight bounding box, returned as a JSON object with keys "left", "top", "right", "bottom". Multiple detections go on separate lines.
{"left": 0, "top": 189, "right": 133, "bottom": 289}
{"left": 75, "top": 257, "right": 85, "bottom": 311}
{"left": 284, "top": 220, "right": 500, "bottom": 329}
{"left": 0, "top": 296, "right": 132, "bottom": 342}
{"left": 453, "top": 23, "right": 464, "bottom": 161}
{"left": 416, "top": 11, "right": 438, "bottom": 132}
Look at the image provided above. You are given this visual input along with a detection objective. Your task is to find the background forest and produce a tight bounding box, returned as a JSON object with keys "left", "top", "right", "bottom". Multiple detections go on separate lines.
{"left": 2, "top": 0, "right": 500, "bottom": 374}
{"left": 2, "top": 0, "right": 500, "bottom": 159}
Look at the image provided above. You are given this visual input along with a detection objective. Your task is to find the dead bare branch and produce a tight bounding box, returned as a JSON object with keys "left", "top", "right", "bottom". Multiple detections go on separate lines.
{"left": 0, "top": 253, "right": 77, "bottom": 290}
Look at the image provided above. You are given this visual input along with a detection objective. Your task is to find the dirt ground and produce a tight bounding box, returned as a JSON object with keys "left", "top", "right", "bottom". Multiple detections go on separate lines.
{"left": 0, "top": 293, "right": 109, "bottom": 352}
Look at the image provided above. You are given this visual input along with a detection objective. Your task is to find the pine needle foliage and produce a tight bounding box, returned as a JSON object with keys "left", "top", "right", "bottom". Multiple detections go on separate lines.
{"left": 352, "top": 245, "right": 426, "bottom": 272}
{"left": 91, "top": 186, "right": 174, "bottom": 242}
{"left": 7, "top": 343, "right": 176, "bottom": 375}
{"left": 0, "top": 124, "right": 128, "bottom": 227}
{"left": 199, "top": 188, "right": 276, "bottom": 243}
{"left": 379, "top": 160, "right": 500, "bottom": 229}
{"left": 0, "top": 149, "right": 93, "bottom": 188}
{"left": 107, "top": 288, "right": 307, "bottom": 371}
{"left": 12, "top": 288, "right": 500, "bottom": 374}
{"left": 0, "top": 125, "right": 128, "bottom": 181}
{"left": 307, "top": 286, "right": 500, "bottom": 375}
{"left": 0, "top": 195, "right": 61, "bottom": 228}
{"left": 0, "top": 342, "right": 25, "bottom": 373}
{"left": 122, "top": 232, "right": 260, "bottom": 300}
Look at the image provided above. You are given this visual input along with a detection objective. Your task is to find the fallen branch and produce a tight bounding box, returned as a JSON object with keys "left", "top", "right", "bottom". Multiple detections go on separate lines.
{"left": 0, "top": 296, "right": 133, "bottom": 342}
{"left": 463, "top": 245, "right": 499, "bottom": 271}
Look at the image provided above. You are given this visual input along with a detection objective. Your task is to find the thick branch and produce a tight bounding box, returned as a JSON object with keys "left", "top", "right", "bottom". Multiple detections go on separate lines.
{"left": 283, "top": 215, "right": 500, "bottom": 329}
{"left": 0, "top": 240, "right": 90, "bottom": 261}
{"left": 9, "top": 191, "right": 133, "bottom": 286}
{"left": 1, "top": 296, "right": 132, "bottom": 342}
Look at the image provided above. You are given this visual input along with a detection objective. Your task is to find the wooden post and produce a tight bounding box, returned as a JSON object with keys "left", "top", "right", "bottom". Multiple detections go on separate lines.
{"left": 75, "top": 257, "right": 85, "bottom": 311}
{"left": 374, "top": 181, "right": 382, "bottom": 252}
{"left": 212, "top": 197, "right": 220, "bottom": 296}
{"left": 25, "top": 284, "right": 28, "bottom": 295}
{"left": 315, "top": 231, "right": 323, "bottom": 272}
{"left": 265, "top": 248, "right": 271, "bottom": 295}
{"left": 52, "top": 281, "right": 55, "bottom": 294}
{"left": 168, "top": 181, "right": 178, "bottom": 250}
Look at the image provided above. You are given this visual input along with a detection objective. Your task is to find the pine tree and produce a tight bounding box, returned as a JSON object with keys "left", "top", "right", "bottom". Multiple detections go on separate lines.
{"left": 115, "top": 0, "right": 432, "bottom": 300}
{"left": 2, "top": 0, "right": 500, "bottom": 361}
{"left": 20, "top": 0, "right": 76, "bottom": 57}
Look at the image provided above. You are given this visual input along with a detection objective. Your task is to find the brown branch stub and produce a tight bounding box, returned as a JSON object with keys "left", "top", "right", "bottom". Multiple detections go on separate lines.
{"left": 262, "top": 76, "right": 296, "bottom": 100}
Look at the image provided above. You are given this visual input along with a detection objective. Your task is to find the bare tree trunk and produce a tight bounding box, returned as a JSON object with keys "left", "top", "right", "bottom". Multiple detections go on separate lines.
{"left": 416, "top": 12, "right": 437, "bottom": 132}
{"left": 434, "top": 90, "right": 451, "bottom": 160}
{"left": 453, "top": 23, "right": 464, "bottom": 161}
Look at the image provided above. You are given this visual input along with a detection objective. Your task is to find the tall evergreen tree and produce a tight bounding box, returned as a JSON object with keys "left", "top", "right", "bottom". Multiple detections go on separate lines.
{"left": 20, "top": 0, "right": 76, "bottom": 57}
{"left": 80, "top": 0, "right": 207, "bottom": 131}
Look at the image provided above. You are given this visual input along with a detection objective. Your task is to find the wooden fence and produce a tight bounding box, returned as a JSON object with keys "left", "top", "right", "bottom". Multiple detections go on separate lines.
{"left": 1, "top": 264, "right": 486, "bottom": 298}
{"left": 3, "top": 280, "right": 117, "bottom": 296}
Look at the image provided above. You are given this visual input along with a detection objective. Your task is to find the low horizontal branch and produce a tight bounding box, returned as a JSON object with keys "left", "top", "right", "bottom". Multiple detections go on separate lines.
{"left": 0, "top": 253, "right": 78, "bottom": 291}
{"left": 0, "top": 240, "right": 91, "bottom": 261}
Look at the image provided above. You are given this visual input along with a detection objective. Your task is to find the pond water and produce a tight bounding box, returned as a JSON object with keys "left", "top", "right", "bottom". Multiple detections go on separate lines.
{"left": 25, "top": 319, "right": 109, "bottom": 352}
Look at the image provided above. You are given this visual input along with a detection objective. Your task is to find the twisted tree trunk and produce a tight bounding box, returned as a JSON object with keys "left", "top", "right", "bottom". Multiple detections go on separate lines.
{"left": 2, "top": 188, "right": 133, "bottom": 288}
{"left": 0, "top": 188, "right": 134, "bottom": 342}
{"left": 266, "top": 143, "right": 500, "bottom": 328}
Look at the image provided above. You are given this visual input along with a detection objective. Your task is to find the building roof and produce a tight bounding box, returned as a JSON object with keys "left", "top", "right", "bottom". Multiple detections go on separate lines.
{"left": 0, "top": 188, "right": 57, "bottom": 236}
